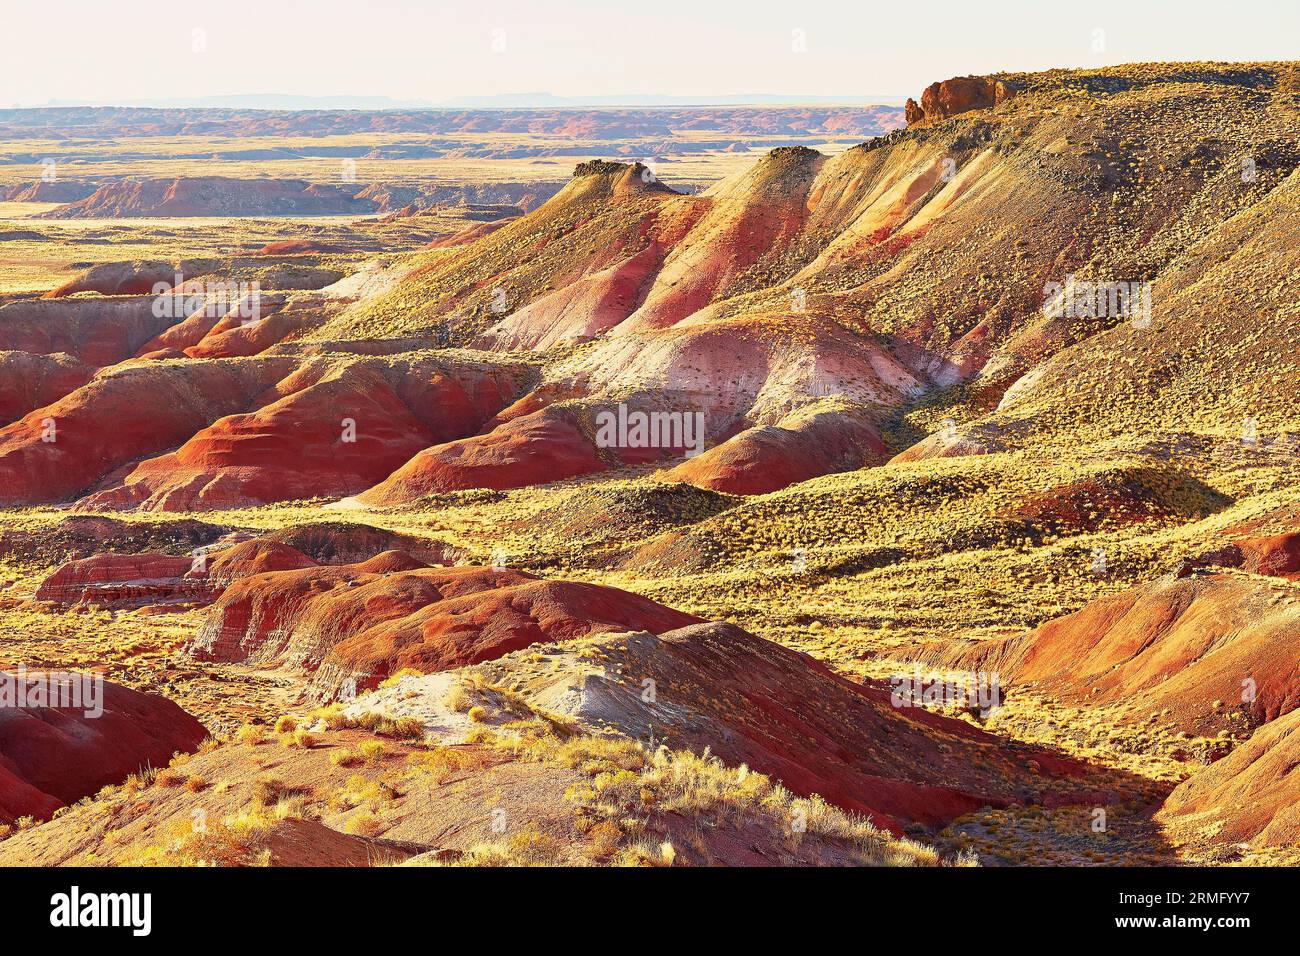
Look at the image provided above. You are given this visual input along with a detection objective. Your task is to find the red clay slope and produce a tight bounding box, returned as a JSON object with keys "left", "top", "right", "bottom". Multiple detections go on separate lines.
{"left": 0, "top": 677, "right": 207, "bottom": 822}
{"left": 1193, "top": 531, "right": 1300, "bottom": 580}
{"left": 42, "top": 260, "right": 176, "bottom": 298}
{"left": 662, "top": 406, "right": 887, "bottom": 495}
{"left": 189, "top": 560, "right": 702, "bottom": 698}
{"left": 31, "top": 527, "right": 459, "bottom": 610}
{"left": 0, "top": 297, "right": 189, "bottom": 367}
{"left": 0, "top": 351, "right": 93, "bottom": 426}
{"left": 0, "top": 359, "right": 291, "bottom": 506}
{"left": 478, "top": 243, "right": 664, "bottom": 350}
{"left": 1158, "top": 706, "right": 1300, "bottom": 849}
{"left": 32, "top": 540, "right": 323, "bottom": 609}
{"left": 75, "top": 355, "right": 528, "bottom": 511}
{"left": 356, "top": 406, "right": 606, "bottom": 504}
{"left": 926, "top": 572, "right": 1300, "bottom": 736}
{"left": 486, "top": 622, "right": 1101, "bottom": 834}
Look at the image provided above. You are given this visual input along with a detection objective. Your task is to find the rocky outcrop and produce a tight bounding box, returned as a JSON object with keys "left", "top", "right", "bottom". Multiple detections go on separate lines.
{"left": 905, "top": 75, "right": 1017, "bottom": 125}
{"left": 33, "top": 553, "right": 215, "bottom": 609}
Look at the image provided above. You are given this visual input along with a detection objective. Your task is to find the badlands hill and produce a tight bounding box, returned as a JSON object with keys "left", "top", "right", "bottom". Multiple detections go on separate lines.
{"left": 1, "top": 62, "right": 1298, "bottom": 866}
{"left": 3, "top": 63, "right": 1295, "bottom": 508}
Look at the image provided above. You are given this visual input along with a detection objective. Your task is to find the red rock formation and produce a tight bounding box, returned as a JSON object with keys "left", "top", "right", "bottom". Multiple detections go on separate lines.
{"left": 29, "top": 526, "right": 465, "bottom": 610}
{"left": 905, "top": 76, "right": 1017, "bottom": 126}
{"left": 0, "top": 180, "right": 95, "bottom": 204}
{"left": 357, "top": 407, "right": 606, "bottom": 505}
{"left": 34, "top": 553, "right": 213, "bottom": 609}
{"left": 1159, "top": 707, "right": 1300, "bottom": 849}
{"left": 612, "top": 148, "right": 823, "bottom": 335}
{"left": 132, "top": 291, "right": 288, "bottom": 357}
{"left": 181, "top": 306, "right": 325, "bottom": 359}
{"left": 924, "top": 573, "right": 1300, "bottom": 736}
{"left": 75, "top": 357, "right": 526, "bottom": 511}
{"left": 479, "top": 244, "right": 664, "bottom": 350}
{"left": 0, "top": 351, "right": 93, "bottom": 426}
{"left": 1194, "top": 531, "right": 1300, "bottom": 580}
{"left": 189, "top": 561, "right": 702, "bottom": 697}
{"left": 0, "top": 762, "right": 61, "bottom": 823}
{"left": 0, "top": 297, "right": 189, "bottom": 367}
{"left": 662, "top": 408, "right": 887, "bottom": 495}
{"left": 0, "top": 677, "right": 207, "bottom": 822}
{"left": 0, "top": 359, "right": 288, "bottom": 506}
{"left": 203, "top": 539, "right": 320, "bottom": 588}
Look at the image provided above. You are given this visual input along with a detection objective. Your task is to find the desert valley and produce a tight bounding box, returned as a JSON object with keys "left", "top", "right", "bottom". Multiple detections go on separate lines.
{"left": 0, "top": 58, "right": 1297, "bottom": 883}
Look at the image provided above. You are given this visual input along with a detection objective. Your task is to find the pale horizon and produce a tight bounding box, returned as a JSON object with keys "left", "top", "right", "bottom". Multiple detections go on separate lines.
{"left": 2, "top": 0, "right": 1297, "bottom": 108}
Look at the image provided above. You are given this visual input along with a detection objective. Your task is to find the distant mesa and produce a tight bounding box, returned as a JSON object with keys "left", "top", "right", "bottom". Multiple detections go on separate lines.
{"left": 253, "top": 240, "right": 341, "bottom": 256}
{"left": 32, "top": 175, "right": 567, "bottom": 219}
{"left": 38, "top": 176, "right": 377, "bottom": 219}
{"left": 0, "top": 105, "right": 906, "bottom": 142}
{"left": 0, "top": 180, "right": 96, "bottom": 204}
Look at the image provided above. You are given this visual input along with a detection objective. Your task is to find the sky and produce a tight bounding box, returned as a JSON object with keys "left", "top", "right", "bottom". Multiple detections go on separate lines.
{"left": 1, "top": 0, "right": 1297, "bottom": 107}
